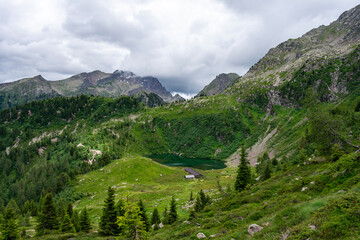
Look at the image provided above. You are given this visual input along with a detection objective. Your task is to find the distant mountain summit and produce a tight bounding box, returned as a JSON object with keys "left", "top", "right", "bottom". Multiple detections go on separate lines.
{"left": 196, "top": 73, "right": 239, "bottom": 97}
{"left": 0, "top": 70, "right": 184, "bottom": 110}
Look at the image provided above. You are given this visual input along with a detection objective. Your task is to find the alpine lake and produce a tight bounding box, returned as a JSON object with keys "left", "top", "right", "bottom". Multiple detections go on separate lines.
{"left": 148, "top": 154, "right": 226, "bottom": 170}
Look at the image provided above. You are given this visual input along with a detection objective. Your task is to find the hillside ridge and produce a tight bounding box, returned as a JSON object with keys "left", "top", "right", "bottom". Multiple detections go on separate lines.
{"left": 0, "top": 70, "right": 184, "bottom": 110}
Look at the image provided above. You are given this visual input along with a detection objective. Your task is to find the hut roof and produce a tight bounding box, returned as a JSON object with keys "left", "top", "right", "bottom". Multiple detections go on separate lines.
{"left": 184, "top": 168, "right": 203, "bottom": 178}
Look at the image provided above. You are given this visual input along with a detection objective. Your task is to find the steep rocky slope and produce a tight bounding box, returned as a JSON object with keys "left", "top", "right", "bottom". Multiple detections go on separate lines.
{"left": 196, "top": 73, "right": 239, "bottom": 97}
{"left": 228, "top": 4, "right": 360, "bottom": 106}
{"left": 0, "top": 70, "right": 183, "bottom": 110}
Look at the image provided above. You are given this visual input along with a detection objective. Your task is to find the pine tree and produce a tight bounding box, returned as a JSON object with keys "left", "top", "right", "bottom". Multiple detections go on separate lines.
{"left": 234, "top": 147, "right": 251, "bottom": 192}
{"left": 36, "top": 193, "right": 59, "bottom": 235}
{"left": 117, "top": 202, "right": 147, "bottom": 240}
{"left": 79, "top": 207, "right": 91, "bottom": 232}
{"left": 194, "top": 196, "right": 202, "bottom": 212}
{"left": 168, "top": 196, "right": 177, "bottom": 224}
{"left": 6, "top": 199, "right": 20, "bottom": 216}
{"left": 189, "top": 191, "right": 193, "bottom": 201}
{"left": 138, "top": 200, "right": 149, "bottom": 231}
{"left": 151, "top": 208, "right": 161, "bottom": 230}
{"left": 263, "top": 164, "right": 272, "bottom": 181}
{"left": 188, "top": 209, "right": 196, "bottom": 221}
{"left": 199, "top": 190, "right": 207, "bottom": 207}
{"left": 162, "top": 208, "right": 169, "bottom": 225}
{"left": 59, "top": 213, "right": 76, "bottom": 233}
{"left": 116, "top": 199, "right": 125, "bottom": 217}
{"left": 57, "top": 198, "right": 67, "bottom": 222}
{"left": 66, "top": 202, "right": 73, "bottom": 218}
{"left": 71, "top": 210, "right": 80, "bottom": 232}
{"left": 0, "top": 206, "right": 19, "bottom": 240}
{"left": 99, "top": 187, "right": 119, "bottom": 235}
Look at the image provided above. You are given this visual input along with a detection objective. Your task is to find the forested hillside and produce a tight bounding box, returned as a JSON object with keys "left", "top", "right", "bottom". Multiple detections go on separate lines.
{"left": 0, "top": 4, "right": 360, "bottom": 240}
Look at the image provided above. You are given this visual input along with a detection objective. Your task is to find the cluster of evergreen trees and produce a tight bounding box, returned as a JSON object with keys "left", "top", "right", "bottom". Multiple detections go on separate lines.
{"left": 36, "top": 193, "right": 91, "bottom": 236}
{"left": 99, "top": 187, "right": 179, "bottom": 239}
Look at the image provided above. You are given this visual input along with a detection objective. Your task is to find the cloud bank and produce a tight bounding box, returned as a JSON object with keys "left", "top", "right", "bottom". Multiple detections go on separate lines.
{"left": 0, "top": 0, "right": 359, "bottom": 94}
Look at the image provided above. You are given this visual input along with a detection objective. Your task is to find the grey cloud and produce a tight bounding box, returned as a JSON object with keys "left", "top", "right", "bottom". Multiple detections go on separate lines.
{"left": 0, "top": 0, "right": 359, "bottom": 93}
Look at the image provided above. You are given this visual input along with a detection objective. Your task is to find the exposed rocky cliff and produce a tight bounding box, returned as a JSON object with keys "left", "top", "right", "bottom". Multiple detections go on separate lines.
{"left": 196, "top": 73, "right": 239, "bottom": 97}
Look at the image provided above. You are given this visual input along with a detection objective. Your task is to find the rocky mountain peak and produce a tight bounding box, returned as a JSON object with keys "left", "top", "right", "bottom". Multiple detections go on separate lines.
{"left": 34, "top": 75, "right": 46, "bottom": 81}
{"left": 337, "top": 4, "right": 360, "bottom": 27}
{"left": 112, "top": 70, "right": 137, "bottom": 78}
{"left": 196, "top": 73, "right": 239, "bottom": 97}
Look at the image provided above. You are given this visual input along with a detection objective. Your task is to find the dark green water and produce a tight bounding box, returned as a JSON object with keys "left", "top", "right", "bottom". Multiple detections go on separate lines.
{"left": 148, "top": 154, "right": 226, "bottom": 170}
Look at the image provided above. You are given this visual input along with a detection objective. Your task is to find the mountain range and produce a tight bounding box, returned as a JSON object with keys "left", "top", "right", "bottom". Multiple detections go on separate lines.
{"left": 0, "top": 70, "right": 184, "bottom": 110}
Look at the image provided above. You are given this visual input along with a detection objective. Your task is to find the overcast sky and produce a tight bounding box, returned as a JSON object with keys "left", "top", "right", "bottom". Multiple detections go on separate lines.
{"left": 0, "top": 0, "right": 359, "bottom": 96}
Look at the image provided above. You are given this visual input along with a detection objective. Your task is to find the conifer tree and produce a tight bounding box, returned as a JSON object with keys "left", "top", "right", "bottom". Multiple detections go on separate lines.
{"left": 59, "top": 213, "right": 76, "bottom": 233}
{"left": 0, "top": 206, "right": 19, "bottom": 240}
{"left": 116, "top": 199, "right": 126, "bottom": 217}
{"left": 71, "top": 210, "right": 80, "bottom": 232}
{"left": 194, "top": 196, "right": 202, "bottom": 212}
{"left": 189, "top": 191, "right": 193, "bottom": 201}
{"left": 6, "top": 199, "right": 20, "bottom": 216}
{"left": 79, "top": 207, "right": 91, "bottom": 232}
{"left": 199, "top": 190, "right": 207, "bottom": 207}
{"left": 36, "top": 193, "right": 59, "bottom": 235}
{"left": 263, "top": 164, "right": 272, "bottom": 181}
{"left": 151, "top": 208, "right": 161, "bottom": 230}
{"left": 138, "top": 200, "right": 149, "bottom": 231}
{"left": 117, "top": 202, "right": 147, "bottom": 240}
{"left": 188, "top": 209, "right": 196, "bottom": 221}
{"left": 66, "top": 202, "right": 73, "bottom": 218}
{"left": 57, "top": 198, "right": 67, "bottom": 222}
{"left": 234, "top": 147, "right": 251, "bottom": 192}
{"left": 99, "top": 187, "right": 119, "bottom": 235}
{"left": 162, "top": 208, "right": 169, "bottom": 225}
{"left": 168, "top": 196, "right": 177, "bottom": 224}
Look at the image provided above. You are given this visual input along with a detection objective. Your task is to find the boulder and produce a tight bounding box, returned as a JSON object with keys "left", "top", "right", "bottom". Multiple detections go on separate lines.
{"left": 281, "top": 230, "right": 290, "bottom": 240}
{"left": 248, "top": 224, "right": 263, "bottom": 236}
{"left": 197, "top": 232, "right": 206, "bottom": 239}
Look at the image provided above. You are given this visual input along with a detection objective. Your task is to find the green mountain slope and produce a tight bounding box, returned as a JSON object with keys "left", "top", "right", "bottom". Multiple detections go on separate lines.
{"left": 0, "top": 4, "right": 360, "bottom": 240}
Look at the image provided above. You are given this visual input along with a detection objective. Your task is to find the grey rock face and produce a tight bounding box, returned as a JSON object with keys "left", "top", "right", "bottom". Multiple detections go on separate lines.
{"left": 197, "top": 73, "right": 239, "bottom": 97}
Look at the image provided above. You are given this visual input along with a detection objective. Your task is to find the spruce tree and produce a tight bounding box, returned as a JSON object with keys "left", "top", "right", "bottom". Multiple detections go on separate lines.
{"left": 168, "top": 196, "right": 177, "bottom": 224}
{"left": 234, "top": 147, "right": 251, "bottom": 192}
{"left": 263, "top": 164, "right": 272, "bottom": 180}
{"left": 71, "top": 210, "right": 80, "bottom": 232}
{"left": 189, "top": 191, "right": 193, "bottom": 201}
{"left": 162, "top": 208, "right": 169, "bottom": 225}
{"left": 36, "top": 193, "right": 59, "bottom": 235}
{"left": 194, "top": 196, "right": 202, "bottom": 212}
{"left": 199, "top": 190, "right": 208, "bottom": 207}
{"left": 138, "top": 200, "right": 149, "bottom": 231}
{"left": 66, "top": 202, "right": 73, "bottom": 218}
{"left": 117, "top": 202, "right": 147, "bottom": 240}
{"left": 188, "top": 209, "right": 196, "bottom": 221}
{"left": 116, "top": 199, "right": 125, "bottom": 217}
{"left": 0, "top": 206, "right": 19, "bottom": 240}
{"left": 79, "top": 207, "right": 91, "bottom": 232}
{"left": 59, "top": 213, "right": 76, "bottom": 233}
{"left": 99, "top": 187, "right": 119, "bottom": 235}
{"left": 151, "top": 208, "right": 161, "bottom": 230}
